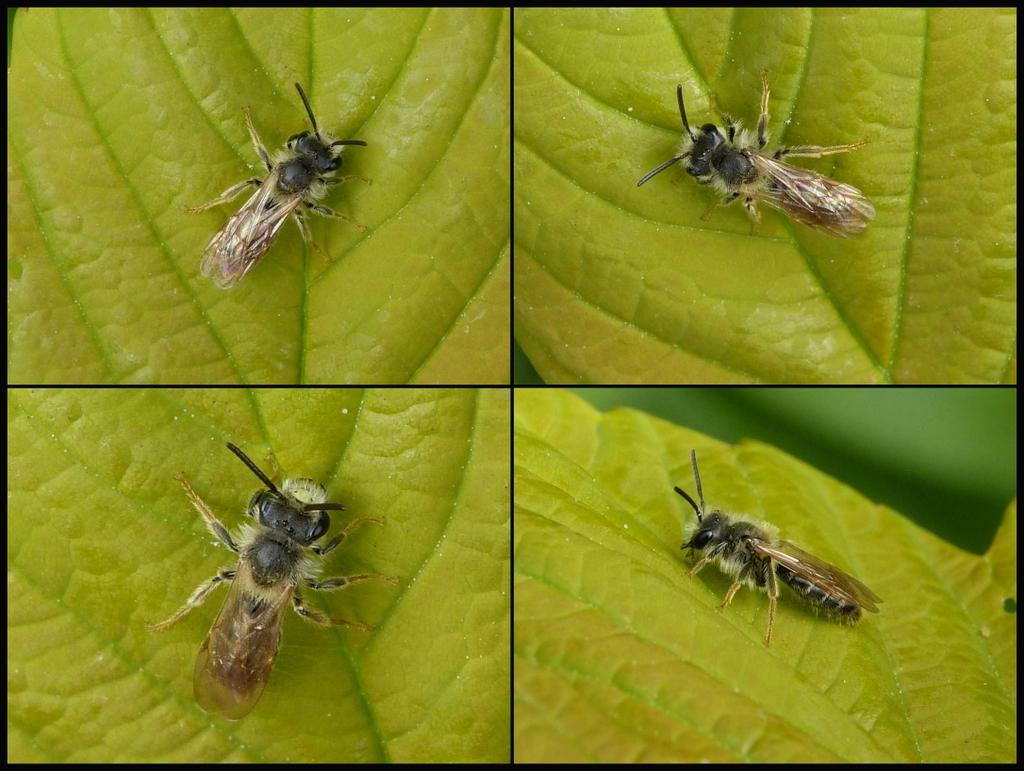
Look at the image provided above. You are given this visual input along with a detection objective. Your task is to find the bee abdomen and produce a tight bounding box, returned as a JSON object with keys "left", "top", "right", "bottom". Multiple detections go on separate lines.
{"left": 775, "top": 564, "right": 862, "bottom": 621}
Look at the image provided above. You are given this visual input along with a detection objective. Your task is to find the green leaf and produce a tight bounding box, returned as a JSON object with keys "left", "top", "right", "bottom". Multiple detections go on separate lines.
{"left": 566, "top": 387, "right": 1017, "bottom": 552}
{"left": 8, "top": 388, "right": 510, "bottom": 762}
{"left": 514, "top": 389, "right": 1016, "bottom": 762}
{"left": 8, "top": 8, "right": 510, "bottom": 384}
{"left": 514, "top": 8, "right": 1016, "bottom": 384}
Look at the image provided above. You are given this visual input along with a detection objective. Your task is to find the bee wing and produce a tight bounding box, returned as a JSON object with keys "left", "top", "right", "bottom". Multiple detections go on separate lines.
{"left": 199, "top": 169, "right": 303, "bottom": 288}
{"left": 748, "top": 152, "right": 875, "bottom": 237}
{"left": 751, "top": 538, "right": 882, "bottom": 613}
{"left": 193, "top": 575, "right": 293, "bottom": 719}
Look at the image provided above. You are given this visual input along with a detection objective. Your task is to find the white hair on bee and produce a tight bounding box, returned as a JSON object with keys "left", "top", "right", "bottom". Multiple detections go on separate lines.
{"left": 639, "top": 70, "right": 874, "bottom": 237}
{"left": 147, "top": 442, "right": 398, "bottom": 717}
{"left": 673, "top": 448, "right": 881, "bottom": 645}
{"left": 186, "top": 82, "right": 370, "bottom": 289}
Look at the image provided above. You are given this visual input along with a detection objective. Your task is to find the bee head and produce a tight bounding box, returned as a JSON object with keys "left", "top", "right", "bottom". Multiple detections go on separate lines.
{"left": 682, "top": 511, "right": 726, "bottom": 552}
{"left": 635, "top": 84, "right": 724, "bottom": 187}
{"left": 289, "top": 131, "right": 342, "bottom": 174}
{"left": 684, "top": 124, "right": 725, "bottom": 178}
{"left": 291, "top": 82, "right": 367, "bottom": 177}
{"left": 674, "top": 448, "right": 721, "bottom": 551}
{"left": 225, "top": 442, "right": 344, "bottom": 546}
{"left": 249, "top": 486, "right": 337, "bottom": 545}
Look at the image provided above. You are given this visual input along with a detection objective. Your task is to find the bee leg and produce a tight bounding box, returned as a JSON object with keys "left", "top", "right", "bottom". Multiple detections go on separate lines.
{"left": 688, "top": 556, "right": 710, "bottom": 577}
{"left": 305, "top": 200, "right": 368, "bottom": 232}
{"left": 757, "top": 69, "right": 770, "bottom": 149}
{"left": 743, "top": 197, "right": 761, "bottom": 223}
{"left": 291, "top": 210, "right": 336, "bottom": 266}
{"left": 185, "top": 178, "right": 262, "bottom": 213}
{"left": 174, "top": 472, "right": 239, "bottom": 552}
{"left": 699, "top": 193, "right": 738, "bottom": 222}
{"left": 764, "top": 565, "right": 779, "bottom": 646}
{"left": 291, "top": 590, "right": 374, "bottom": 631}
{"left": 773, "top": 140, "right": 868, "bottom": 160}
{"left": 312, "top": 517, "right": 385, "bottom": 557}
{"left": 243, "top": 106, "right": 273, "bottom": 172}
{"left": 306, "top": 572, "right": 400, "bottom": 591}
{"left": 147, "top": 568, "right": 236, "bottom": 631}
{"left": 254, "top": 451, "right": 282, "bottom": 484}
{"left": 718, "top": 580, "right": 744, "bottom": 609}
{"left": 721, "top": 113, "right": 737, "bottom": 143}
{"left": 324, "top": 175, "right": 373, "bottom": 186}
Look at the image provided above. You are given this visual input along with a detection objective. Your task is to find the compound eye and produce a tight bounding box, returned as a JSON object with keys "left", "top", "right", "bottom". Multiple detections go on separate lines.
{"left": 700, "top": 123, "right": 718, "bottom": 135}
{"left": 308, "top": 514, "right": 330, "bottom": 542}
{"left": 294, "top": 133, "right": 316, "bottom": 154}
{"left": 317, "top": 152, "right": 340, "bottom": 172}
{"left": 692, "top": 529, "right": 716, "bottom": 549}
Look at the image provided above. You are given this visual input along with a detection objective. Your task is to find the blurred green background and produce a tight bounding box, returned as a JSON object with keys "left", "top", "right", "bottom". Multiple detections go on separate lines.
{"left": 567, "top": 388, "right": 1015, "bottom": 553}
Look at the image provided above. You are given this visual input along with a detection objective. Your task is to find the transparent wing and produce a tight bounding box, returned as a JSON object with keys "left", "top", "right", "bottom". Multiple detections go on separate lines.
{"left": 193, "top": 576, "right": 293, "bottom": 719}
{"left": 199, "top": 169, "right": 304, "bottom": 288}
{"left": 751, "top": 538, "right": 881, "bottom": 613}
{"left": 749, "top": 152, "right": 875, "bottom": 237}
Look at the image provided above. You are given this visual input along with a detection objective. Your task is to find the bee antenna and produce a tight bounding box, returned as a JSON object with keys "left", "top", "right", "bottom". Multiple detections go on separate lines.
{"left": 294, "top": 82, "right": 322, "bottom": 140}
{"left": 636, "top": 154, "right": 689, "bottom": 187}
{"left": 690, "top": 449, "right": 706, "bottom": 518}
{"left": 331, "top": 139, "right": 367, "bottom": 148}
{"left": 304, "top": 502, "right": 346, "bottom": 512}
{"left": 676, "top": 83, "right": 697, "bottom": 142}
{"left": 673, "top": 485, "right": 702, "bottom": 521}
{"left": 636, "top": 83, "right": 697, "bottom": 188}
{"left": 226, "top": 443, "right": 280, "bottom": 494}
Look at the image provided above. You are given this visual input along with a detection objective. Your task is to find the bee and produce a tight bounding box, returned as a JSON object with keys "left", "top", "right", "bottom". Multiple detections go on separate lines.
{"left": 637, "top": 70, "right": 875, "bottom": 237}
{"left": 148, "top": 442, "right": 399, "bottom": 719}
{"left": 186, "top": 82, "right": 370, "bottom": 288}
{"left": 673, "top": 449, "right": 881, "bottom": 646}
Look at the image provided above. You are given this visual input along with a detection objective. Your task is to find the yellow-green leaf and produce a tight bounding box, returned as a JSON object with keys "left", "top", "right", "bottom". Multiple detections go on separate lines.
{"left": 8, "top": 388, "right": 510, "bottom": 762}
{"left": 8, "top": 8, "right": 510, "bottom": 384}
{"left": 514, "top": 8, "right": 1015, "bottom": 384}
{"left": 514, "top": 389, "right": 1016, "bottom": 761}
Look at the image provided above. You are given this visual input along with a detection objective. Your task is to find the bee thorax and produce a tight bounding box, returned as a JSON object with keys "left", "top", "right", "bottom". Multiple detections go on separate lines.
{"left": 245, "top": 532, "right": 301, "bottom": 586}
